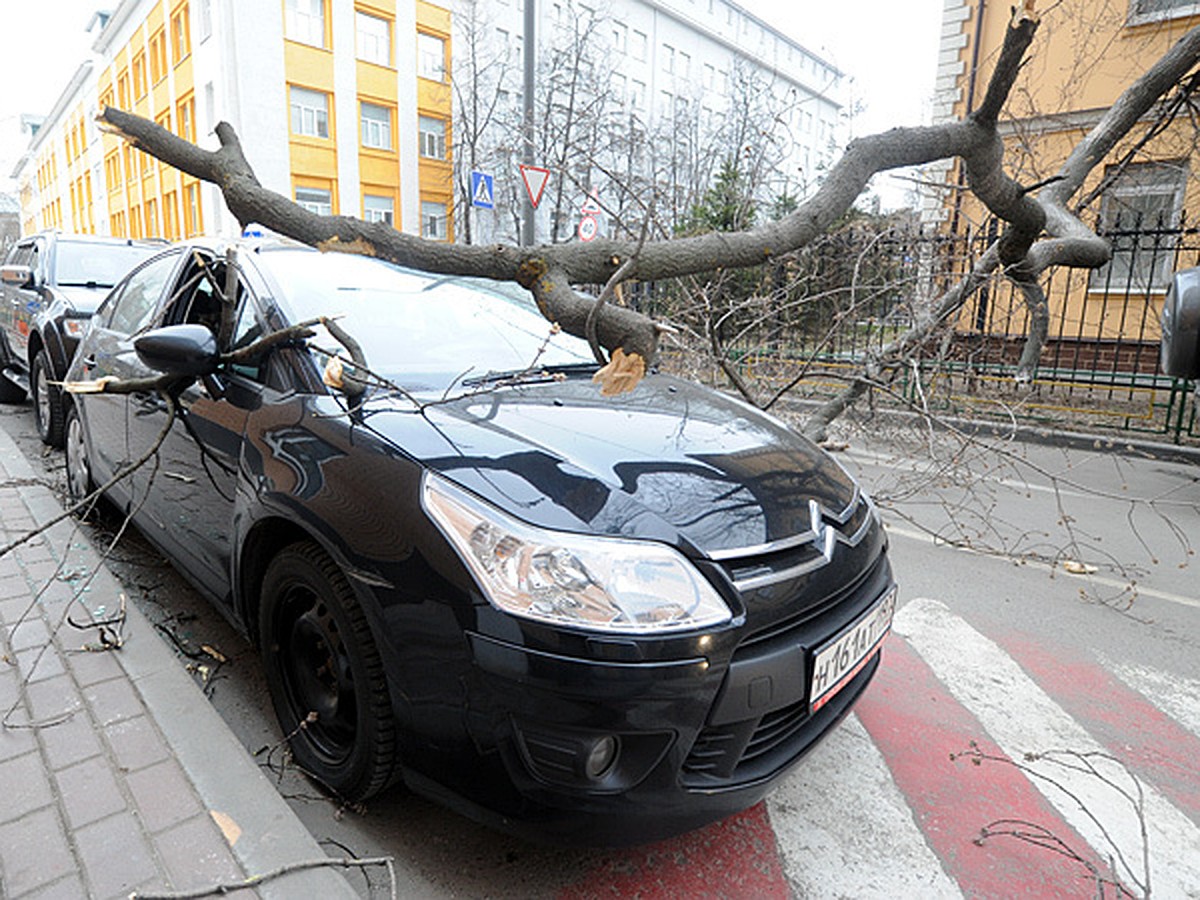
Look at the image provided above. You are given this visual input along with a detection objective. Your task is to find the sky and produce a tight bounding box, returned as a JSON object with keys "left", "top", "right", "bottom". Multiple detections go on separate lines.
{"left": 0, "top": 0, "right": 947, "bottom": 202}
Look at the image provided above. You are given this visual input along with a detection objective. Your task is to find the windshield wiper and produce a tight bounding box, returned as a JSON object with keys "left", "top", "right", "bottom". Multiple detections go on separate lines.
{"left": 461, "top": 361, "right": 600, "bottom": 387}
{"left": 57, "top": 281, "right": 113, "bottom": 289}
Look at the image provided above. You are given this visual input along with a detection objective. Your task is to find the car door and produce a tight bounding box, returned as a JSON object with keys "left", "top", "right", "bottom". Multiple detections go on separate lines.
{"left": 124, "top": 251, "right": 267, "bottom": 603}
{"left": 1, "top": 240, "right": 36, "bottom": 364}
{"left": 76, "top": 249, "right": 184, "bottom": 504}
{"left": 10, "top": 236, "right": 47, "bottom": 363}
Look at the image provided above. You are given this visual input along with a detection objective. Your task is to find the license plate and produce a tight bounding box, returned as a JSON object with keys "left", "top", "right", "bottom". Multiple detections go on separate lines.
{"left": 809, "top": 586, "right": 897, "bottom": 712}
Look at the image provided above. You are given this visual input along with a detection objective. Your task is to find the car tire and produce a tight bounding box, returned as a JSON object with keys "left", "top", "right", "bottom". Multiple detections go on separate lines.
{"left": 32, "top": 350, "right": 65, "bottom": 448}
{"left": 64, "top": 403, "right": 94, "bottom": 504}
{"left": 259, "top": 540, "right": 399, "bottom": 801}
{"left": 0, "top": 366, "right": 24, "bottom": 403}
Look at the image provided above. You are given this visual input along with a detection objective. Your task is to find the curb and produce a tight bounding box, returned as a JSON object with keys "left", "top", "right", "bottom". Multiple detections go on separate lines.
{"left": 0, "top": 424, "right": 357, "bottom": 899}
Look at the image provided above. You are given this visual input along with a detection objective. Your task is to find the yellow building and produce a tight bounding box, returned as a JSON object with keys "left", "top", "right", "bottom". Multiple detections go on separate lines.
{"left": 14, "top": 0, "right": 453, "bottom": 241}
{"left": 928, "top": 0, "right": 1199, "bottom": 357}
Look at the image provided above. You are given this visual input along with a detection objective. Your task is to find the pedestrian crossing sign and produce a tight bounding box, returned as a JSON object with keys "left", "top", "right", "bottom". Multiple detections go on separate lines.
{"left": 471, "top": 171, "right": 494, "bottom": 209}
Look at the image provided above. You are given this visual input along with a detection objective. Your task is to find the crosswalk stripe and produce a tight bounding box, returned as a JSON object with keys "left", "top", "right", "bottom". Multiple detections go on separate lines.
{"left": 1107, "top": 659, "right": 1200, "bottom": 738}
{"left": 895, "top": 597, "right": 1200, "bottom": 897}
{"left": 767, "top": 713, "right": 962, "bottom": 898}
{"left": 993, "top": 630, "right": 1200, "bottom": 826}
{"left": 854, "top": 634, "right": 1104, "bottom": 897}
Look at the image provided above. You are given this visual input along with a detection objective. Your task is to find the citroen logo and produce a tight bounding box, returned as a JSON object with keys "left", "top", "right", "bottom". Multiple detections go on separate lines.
{"left": 809, "top": 500, "right": 837, "bottom": 563}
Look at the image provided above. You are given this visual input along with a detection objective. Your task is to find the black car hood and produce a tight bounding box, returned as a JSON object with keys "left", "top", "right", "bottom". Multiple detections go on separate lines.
{"left": 366, "top": 374, "right": 858, "bottom": 559}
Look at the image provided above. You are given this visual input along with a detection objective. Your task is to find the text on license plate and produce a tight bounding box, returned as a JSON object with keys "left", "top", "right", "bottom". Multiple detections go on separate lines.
{"left": 809, "top": 586, "right": 897, "bottom": 712}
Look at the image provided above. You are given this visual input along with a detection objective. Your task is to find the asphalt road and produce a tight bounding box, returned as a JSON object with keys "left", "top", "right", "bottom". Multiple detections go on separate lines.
{"left": 4, "top": 396, "right": 1198, "bottom": 898}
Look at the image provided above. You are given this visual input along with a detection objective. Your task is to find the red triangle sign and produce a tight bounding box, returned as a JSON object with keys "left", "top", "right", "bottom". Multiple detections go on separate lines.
{"left": 519, "top": 164, "right": 551, "bottom": 209}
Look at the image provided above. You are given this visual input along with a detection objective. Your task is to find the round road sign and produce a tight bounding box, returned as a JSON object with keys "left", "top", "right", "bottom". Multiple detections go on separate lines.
{"left": 577, "top": 214, "right": 599, "bottom": 242}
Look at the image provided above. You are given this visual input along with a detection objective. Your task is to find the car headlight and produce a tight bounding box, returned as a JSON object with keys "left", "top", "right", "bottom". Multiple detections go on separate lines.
{"left": 63, "top": 317, "right": 89, "bottom": 338}
{"left": 422, "top": 473, "right": 732, "bottom": 634}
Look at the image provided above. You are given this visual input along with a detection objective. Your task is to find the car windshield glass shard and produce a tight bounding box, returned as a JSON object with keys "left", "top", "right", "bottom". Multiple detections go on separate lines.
{"left": 56, "top": 241, "right": 162, "bottom": 289}
{"left": 258, "top": 250, "right": 595, "bottom": 392}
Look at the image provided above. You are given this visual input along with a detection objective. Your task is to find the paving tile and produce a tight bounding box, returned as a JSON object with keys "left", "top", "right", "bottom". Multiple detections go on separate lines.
{"left": 16, "top": 645, "right": 65, "bottom": 684}
{"left": 74, "top": 814, "right": 160, "bottom": 900}
{"left": 82, "top": 675, "right": 142, "bottom": 727}
{"left": 155, "top": 815, "right": 245, "bottom": 890}
{"left": 104, "top": 715, "right": 170, "bottom": 772}
{"left": 24, "top": 676, "right": 83, "bottom": 724}
{"left": 0, "top": 807, "right": 76, "bottom": 896}
{"left": 6, "top": 616, "right": 50, "bottom": 653}
{"left": 66, "top": 647, "right": 125, "bottom": 688}
{"left": 16, "top": 872, "right": 89, "bottom": 900}
{"left": 0, "top": 712, "right": 37, "bottom": 762}
{"left": 21, "top": 561, "right": 62, "bottom": 587}
{"left": 0, "top": 572, "right": 28, "bottom": 602}
{"left": 38, "top": 707, "right": 103, "bottom": 771}
{"left": 126, "top": 758, "right": 204, "bottom": 834}
{"left": 0, "top": 752, "right": 54, "bottom": 825}
{"left": 54, "top": 755, "right": 128, "bottom": 829}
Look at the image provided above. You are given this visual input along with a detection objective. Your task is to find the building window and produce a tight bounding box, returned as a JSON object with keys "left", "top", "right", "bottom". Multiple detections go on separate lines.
{"left": 363, "top": 194, "right": 394, "bottom": 225}
{"left": 661, "top": 44, "right": 674, "bottom": 74}
{"left": 418, "top": 116, "right": 446, "bottom": 159}
{"left": 171, "top": 3, "right": 191, "bottom": 64}
{"left": 197, "top": 0, "right": 212, "bottom": 40}
{"left": 1093, "top": 161, "right": 1187, "bottom": 292}
{"left": 1129, "top": 0, "right": 1200, "bottom": 19}
{"left": 421, "top": 200, "right": 447, "bottom": 239}
{"left": 632, "top": 30, "right": 647, "bottom": 62}
{"left": 360, "top": 102, "right": 392, "bottom": 149}
{"left": 286, "top": 0, "right": 326, "bottom": 48}
{"left": 418, "top": 33, "right": 446, "bottom": 81}
{"left": 611, "top": 22, "right": 627, "bottom": 52}
{"left": 295, "top": 186, "right": 333, "bottom": 215}
{"left": 132, "top": 53, "right": 147, "bottom": 98}
{"left": 117, "top": 71, "right": 131, "bottom": 109}
{"left": 145, "top": 198, "right": 160, "bottom": 237}
{"left": 356, "top": 11, "right": 391, "bottom": 65}
{"left": 290, "top": 86, "right": 330, "bottom": 138}
{"left": 177, "top": 95, "right": 195, "bottom": 142}
{"left": 184, "top": 182, "right": 202, "bottom": 235}
{"left": 150, "top": 28, "right": 168, "bottom": 83}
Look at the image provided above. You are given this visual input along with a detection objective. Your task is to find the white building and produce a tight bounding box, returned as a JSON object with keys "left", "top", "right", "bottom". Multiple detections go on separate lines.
{"left": 455, "top": 0, "right": 845, "bottom": 244}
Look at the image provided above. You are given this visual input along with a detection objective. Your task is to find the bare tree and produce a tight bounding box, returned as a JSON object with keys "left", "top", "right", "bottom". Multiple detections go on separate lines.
{"left": 95, "top": 10, "right": 1200, "bottom": 424}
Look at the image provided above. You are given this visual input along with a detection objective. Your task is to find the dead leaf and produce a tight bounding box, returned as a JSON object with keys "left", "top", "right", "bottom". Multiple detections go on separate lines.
{"left": 201, "top": 644, "right": 227, "bottom": 663}
{"left": 1062, "top": 560, "right": 1098, "bottom": 575}
{"left": 209, "top": 810, "right": 242, "bottom": 846}
{"left": 592, "top": 348, "right": 645, "bottom": 396}
{"left": 323, "top": 356, "right": 344, "bottom": 389}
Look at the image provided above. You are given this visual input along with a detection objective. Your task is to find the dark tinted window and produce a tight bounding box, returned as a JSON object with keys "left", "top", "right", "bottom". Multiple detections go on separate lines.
{"left": 106, "top": 252, "right": 180, "bottom": 336}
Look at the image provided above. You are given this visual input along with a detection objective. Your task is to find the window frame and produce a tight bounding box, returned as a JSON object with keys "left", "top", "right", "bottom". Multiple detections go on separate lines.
{"left": 356, "top": 10, "right": 392, "bottom": 66}
{"left": 420, "top": 200, "right": 448, "bottom": 240}
{"left": 295, "top": 186, "right": 333, "bottom": 216}
{"left": 285, "top": 0, "right": 328, "bottom": 48}
{"left": 290, "top": 86, "right": 331, "bottom": 139}
{"left": 1090, "top": 160, "right": 1188, "bottom": 293}
{"left": 417, "top": 32, "right": 447, "bottom": 82}
{"left": 360, "top": 101, "right": 393, "bottom": 150}
{"left": 362, "top": 193, "right": 395, "bottom": 225}
{"left": 417, "top": 115, "right": 446, "bottom": 160}
{"left": 1127, "top": 0, "right": 1200, "bottom": 25}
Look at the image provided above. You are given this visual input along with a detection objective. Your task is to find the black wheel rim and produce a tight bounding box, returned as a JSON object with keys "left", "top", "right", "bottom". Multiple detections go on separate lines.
{"left": 274, "top": 582, "right": 358, "bottom": 765}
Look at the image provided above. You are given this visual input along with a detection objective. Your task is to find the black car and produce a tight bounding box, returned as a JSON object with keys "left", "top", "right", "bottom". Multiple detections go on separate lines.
{"left": 65, "top": 240, "right": 895, "bottom": 845}
{"left": 0, "top": 231, "right": 164, "bottom": 446}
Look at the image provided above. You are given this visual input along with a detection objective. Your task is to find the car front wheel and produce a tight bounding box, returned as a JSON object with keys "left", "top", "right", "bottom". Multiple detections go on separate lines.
{"left": 259, "top": 541, "right": 399, "bottom": 801}
{"left": 32, "top": 350, "right": 65, "bottom": 447}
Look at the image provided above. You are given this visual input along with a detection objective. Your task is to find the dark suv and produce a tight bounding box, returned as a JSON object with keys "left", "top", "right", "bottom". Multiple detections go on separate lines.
{"left": 0, "top": 231, "right": 163, "bottom": 446}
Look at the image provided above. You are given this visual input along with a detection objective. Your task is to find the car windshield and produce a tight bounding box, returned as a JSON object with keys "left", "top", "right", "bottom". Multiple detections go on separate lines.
{"left": 55, "top": 241, "right": 162, "bottom": 289}
{"left": 258, "top": 249, "right": 598, "bottom": 393}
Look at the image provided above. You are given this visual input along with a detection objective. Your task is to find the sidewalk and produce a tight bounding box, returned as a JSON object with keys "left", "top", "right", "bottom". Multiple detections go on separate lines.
{"left": 0, "top": 426, "right": 357, "bottom": 899}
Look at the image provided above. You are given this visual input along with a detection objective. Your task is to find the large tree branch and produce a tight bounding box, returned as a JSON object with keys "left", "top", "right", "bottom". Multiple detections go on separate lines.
{"left": 97, "top": 13, "right": 1042, "bottom": 392}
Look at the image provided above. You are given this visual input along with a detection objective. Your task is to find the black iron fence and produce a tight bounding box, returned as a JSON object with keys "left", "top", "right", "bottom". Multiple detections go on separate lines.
{"left": 654, "top": 215, "right": 1197, "bottom": 444}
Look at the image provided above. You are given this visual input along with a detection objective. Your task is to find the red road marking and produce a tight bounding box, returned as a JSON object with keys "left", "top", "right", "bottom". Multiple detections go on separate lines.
{"left": 855, "top": 635, "right": 1113, "bottom": 898}
{"left": 558, "top": 802, "right": 789, "bottom": 899}
{"left": 995, "top": 631, "right": 1200, "bottom": 824}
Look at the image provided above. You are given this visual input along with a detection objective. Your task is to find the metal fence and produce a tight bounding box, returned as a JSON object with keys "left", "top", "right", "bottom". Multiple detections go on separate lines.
{"left": 676, "top": 215, "right": 1198, "bottom": 444}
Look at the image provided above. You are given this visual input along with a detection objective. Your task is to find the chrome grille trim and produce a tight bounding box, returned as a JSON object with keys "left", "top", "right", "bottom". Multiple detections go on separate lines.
{"left": 706, "top": 488, "right": 861, "bottom": 561}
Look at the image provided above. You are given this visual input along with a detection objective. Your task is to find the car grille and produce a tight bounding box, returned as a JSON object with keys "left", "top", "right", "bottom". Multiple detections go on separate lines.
{"left": 680, "top": 523, "right": 888, "bottom": 787}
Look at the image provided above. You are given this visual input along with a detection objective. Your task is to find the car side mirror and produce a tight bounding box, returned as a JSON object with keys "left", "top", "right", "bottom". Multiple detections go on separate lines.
{"left": 0, "top": 264, "right": 36, "bottom": 289}
{"left": 135, "top": 324, "right": 220, "bottom": 377}
{"left": 1162, "top": 267, "right": 1200, "bottom": 379}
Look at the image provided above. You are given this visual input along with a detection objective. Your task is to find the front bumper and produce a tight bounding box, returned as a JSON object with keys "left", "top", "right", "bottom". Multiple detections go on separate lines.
{"left": 441, "top": 554, "right": 894, "bottom": 846}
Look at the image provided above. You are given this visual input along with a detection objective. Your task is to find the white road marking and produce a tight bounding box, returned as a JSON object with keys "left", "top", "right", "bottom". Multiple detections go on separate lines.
{"left": 1106, "top": 660, "right": 1200, "bottom": 739}
{"left": 768, "top": 715, "right": 961, "bottom": 899}
{"left": 895, "top": 597, "right": 1200, "bottom": 897}
{"left": 884, "top": 522, "right": 1200, "bottom": 610}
